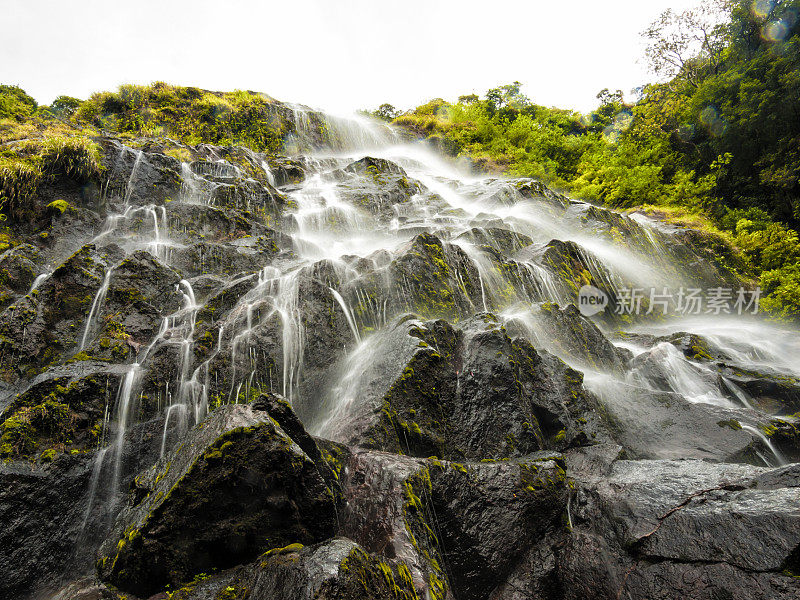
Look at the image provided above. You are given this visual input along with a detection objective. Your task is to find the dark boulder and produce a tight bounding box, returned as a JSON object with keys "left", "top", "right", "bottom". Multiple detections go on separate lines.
{"left": 315, "top": 313, "right": 606, "bottom": 459}
{"left": 96, "top": 404, "right": 338, "bottom": 596}
{"left": 559, "top": 459, "right": 800, "bottom": 600}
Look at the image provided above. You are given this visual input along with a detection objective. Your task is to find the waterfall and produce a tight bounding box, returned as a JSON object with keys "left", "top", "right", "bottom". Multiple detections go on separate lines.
{"left": 25, "top": 105, "right": 798, "bottom": 586}
{"left": 79, "top": 269, "right": 113, "bottom": 351}
{"left": 741, "top": 424, "right": 788, "bottom": 467}
{"left": 110, "top": 362, "right": 142, "bottom": 495}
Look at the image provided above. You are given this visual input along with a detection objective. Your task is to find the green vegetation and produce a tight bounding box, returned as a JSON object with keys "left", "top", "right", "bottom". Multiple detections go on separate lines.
{"left": 0, "top": 84, "right": 104, "bottom": 222}
{"left": 0, "top": 135, "right": 103, "bottom": 221}
{"left": 388, "top": 0, "right": 800, "bottom": 318}
{"left": 74, "top": 82, "right": 289, "bottom": 152}
{"left": 0, "top": 398, "right": 75, "bottom": 459}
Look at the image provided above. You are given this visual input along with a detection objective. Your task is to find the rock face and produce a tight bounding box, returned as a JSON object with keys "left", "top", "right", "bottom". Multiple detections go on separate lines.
{"left": 315, "top": 313, "right": 606, "bottom": 460}
{"left": 334, "top": 448, "right": 570, "bottom": 600}
{"left": 1, "top": 105, "right": 799, "bottom": 600}
{"left": 559, "top": 460, "right": 800, "bottom": 600}
{"left": 97, "top": 404, "right": 337, "bottom": 597}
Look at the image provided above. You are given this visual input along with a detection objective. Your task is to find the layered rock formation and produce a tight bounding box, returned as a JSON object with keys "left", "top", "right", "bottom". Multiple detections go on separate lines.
{"left": 0, "top": 102, "right": 798, "bottom": 600}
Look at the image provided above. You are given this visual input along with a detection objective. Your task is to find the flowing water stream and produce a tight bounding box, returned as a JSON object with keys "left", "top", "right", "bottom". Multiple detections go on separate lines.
{"left": 62, "top": 106, "right": 799, "bottom": 521}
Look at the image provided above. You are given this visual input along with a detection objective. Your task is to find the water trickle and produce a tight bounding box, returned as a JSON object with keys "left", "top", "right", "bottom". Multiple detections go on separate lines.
{"left": 629, "top": 342, "right": 735, "bottom": 408}
{"left": 123, "top": 149, "right": 145, "bottom": 205}
{"left": 741, "top": 424, "right": 788, "bottom": 467}
{"left": 80, "top": 269, "right": 113, "bottom": 350}
{"left": 111, "top": 363, "right": 143, "bottom": 495}
{"left": 80, "top": 446, "right": 110, "bottom": 531}
{"left": 27, "top": 272, "right": 51, "bottom": 295}
{"left": 330, "top": 287, "right": 361, "bottom": 342}
{"left": 260, "top": 160, "right": 276, "bottom": 187}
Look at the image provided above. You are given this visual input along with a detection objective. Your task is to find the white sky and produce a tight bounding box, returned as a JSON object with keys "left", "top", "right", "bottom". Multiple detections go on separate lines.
{"left": 1, "top": 0, "right": 700, "bottom": 114}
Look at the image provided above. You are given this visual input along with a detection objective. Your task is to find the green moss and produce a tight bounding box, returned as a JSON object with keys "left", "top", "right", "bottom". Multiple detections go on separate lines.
{"left": 0, "top": 399, "right": 75, "bottom": 459}
{"left": 46, "top": 199, "right": 71, "bottom": 214}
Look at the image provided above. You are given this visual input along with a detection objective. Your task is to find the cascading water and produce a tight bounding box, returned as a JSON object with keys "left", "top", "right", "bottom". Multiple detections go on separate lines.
{"left": 79, "top": 269, "right": 112, "bottom": 351}
{"left": 87, "top": 114, "right": 798, "bottom": 454}
{"left": 20, "top": 102, "right": 796, "bottom": 597}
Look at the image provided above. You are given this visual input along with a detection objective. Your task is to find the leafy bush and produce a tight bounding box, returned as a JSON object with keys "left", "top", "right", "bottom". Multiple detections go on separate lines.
{"left": 0, "top": 135, "right": 103, "bottom": 221}
{"left": 49, "top": 95, "right": 82, "bottom": 118}
{"left": 0, "top": 157, "right": 42, "bottom": 221}
{"left": 0, "top": 85, "right": 37, "bottom": 121}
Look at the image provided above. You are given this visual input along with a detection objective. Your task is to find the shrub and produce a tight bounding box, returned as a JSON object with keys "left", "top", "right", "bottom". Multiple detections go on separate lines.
{"left": 0, "top": 157, "right": 42, "bottom": 221}
{"left": 50, "top": 95, "right": 82, "bottom": 118}
{"left": 37, "top": 135, "right": 103, "bottom": 181}
{"left": 0, "top": 135, "right": 103, "bottom": 221}
{"left": 0, "top": 85, "right": 37, "bottom": 121}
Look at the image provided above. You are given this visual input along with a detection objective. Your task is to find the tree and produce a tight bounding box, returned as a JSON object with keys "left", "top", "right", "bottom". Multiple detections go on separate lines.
{"left": 591, "top": 89, "right": 626, "bottom": 128}
{"left": 372, "top": 103, "right": 399, "bottom": 121}
{"left": 50, "top": 95, "right": 82, "bottom": 117}
{"left": 0, "top": 85, "right": 37, "bottom": 121}
{"left": 485, "top": 81, "right": 530, "bottom": 110}
{"left": 642, "top": 2, "right": 728, "bottom": 88}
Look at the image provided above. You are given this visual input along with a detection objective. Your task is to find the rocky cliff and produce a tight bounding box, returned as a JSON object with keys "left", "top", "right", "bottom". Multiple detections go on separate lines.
{"left": 0, "top": 99, "right": 799, "bottom": 600}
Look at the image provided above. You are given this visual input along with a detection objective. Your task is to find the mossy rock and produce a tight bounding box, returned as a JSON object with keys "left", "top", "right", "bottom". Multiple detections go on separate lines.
{"left": 96, "top": 404, "right": 337, "bottom": 596}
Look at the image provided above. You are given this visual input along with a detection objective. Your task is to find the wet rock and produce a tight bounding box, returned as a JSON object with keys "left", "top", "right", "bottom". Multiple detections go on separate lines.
{"left": 0, "top": 244, "right": 122, "bottom": 377}
{"left": 209, "top": 177, "right": 285, "bottom": 217}
{"left": 49, "top": 577, "right": 122, "bottom": 600}
{"left": 252, "top": 391, "right": 342, "bottom": 497}
{"left": 168, "top": 241, "right": 269, "bottom": 278}
{"left": 0, "top": 417, "right": 164, "bottom": 600}
{"left": 101, "top": 143, "right": 182, "bottom": 206}
{"left": 673, "top": 225, "right": 752, "bottom": 286}
{"left": 0, "top": 243, "right": 43, "bottom": 296}
{"left": 0, "top": 453, "right": 96, "bottom": 600}
{"left": 559, "top": 459, "right": 800, "bottom": 600}
{"left": 419, "top": 454, "right": 567, "bottom": 600}
{"left": 455, "top": 227, "right": 534, "bottom": 256}
{"left": 266, "top": 155, "right": 306, "bottom": 186}
{"left": 165, "top": 202, "right": 279, "bottom": 242}
{"left": 717, "top": 365, "right": 800, "bottom": 415}
{"left": 189, "top": 259, "right": 356, "bottom": 415}
{"left": 510, "top": 178, "right": 570, "bottom": 208}
{"left": 317, "top": 313, "right": 605, "bottom": 459}
{"left": 539, "top": 239, "right": 620, "bottom": 306}
{"left": 0, "top": 364, "right": 120, "bottom": 459}
{"left": 764, "top": 418, "right": 800, "bottom": 463}
{"left": 524, "top": 303, "right": 632, "bottom": 372}
{"left": 588, "top": 372, "right": 768, "bottom": 463}
{"left": 337, "top": 448, "right": 568, "bottom": 600}
{"left": 175, "top": 538, "right": 422, "bottom": 600}
{"left": 97, "top": 404, "right": 337, "bottom": 596}
{"left": 78, "top": 250, "right": 183, "bottom": 359}
{"left": 615, "top": 330, "right": 731, "bottom": 362}
{"left": 41, "top": 205, "right": 105, "bottom": 266}
{"left": 389, "top": 232, "right": 482, "bottom": 319}
{"left": 332, "top": 157, "right": 423, "bottom": 221}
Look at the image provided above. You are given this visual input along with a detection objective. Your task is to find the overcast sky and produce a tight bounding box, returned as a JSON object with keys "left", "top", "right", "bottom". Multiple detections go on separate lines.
{"left": 2, "top": 0, "right": 700, "bottom": 114}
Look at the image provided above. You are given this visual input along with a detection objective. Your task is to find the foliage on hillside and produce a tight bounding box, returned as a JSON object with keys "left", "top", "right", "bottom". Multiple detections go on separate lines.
{"left": 73, "top": 83, "right": 288, "bottom": 152}
{"left": 0, "top": 83, "right": 295, "bottom": 225}
{"left": 385, "top": 0, "right": 800, "bottom": 319}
